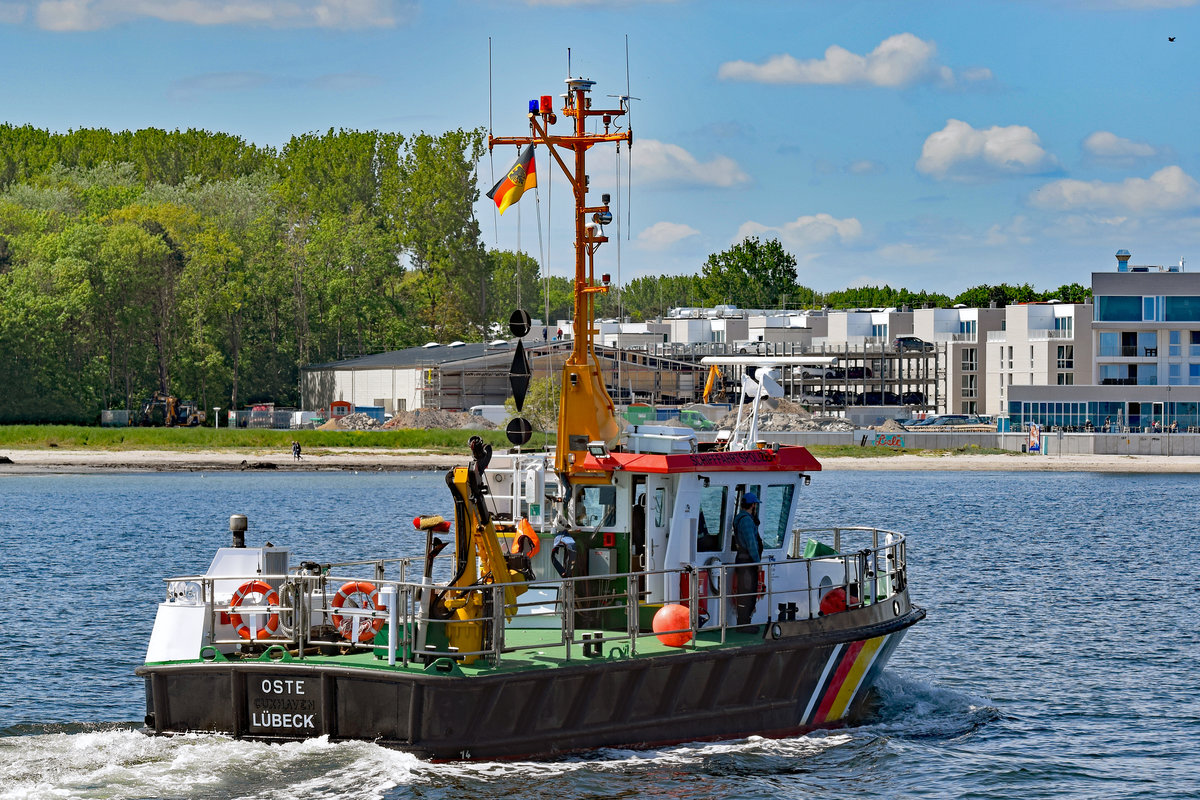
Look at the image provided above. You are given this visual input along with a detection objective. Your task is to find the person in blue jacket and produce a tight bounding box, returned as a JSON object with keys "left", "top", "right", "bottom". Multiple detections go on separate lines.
{"left": 732, "top": 492, "right": 762, "bottom": 629}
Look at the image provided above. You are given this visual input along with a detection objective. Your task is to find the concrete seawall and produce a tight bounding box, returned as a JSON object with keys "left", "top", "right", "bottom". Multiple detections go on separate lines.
{"left": 727, "top": 430, "right": 1200, "bottom": 457}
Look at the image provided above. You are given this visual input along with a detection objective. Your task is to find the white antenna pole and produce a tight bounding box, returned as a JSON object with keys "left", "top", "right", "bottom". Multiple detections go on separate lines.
{"left": 625, "top": 34, "right": 633, "bottom": 238}
{"left": 488, "top": 38, "right": 498, "bottom": 242}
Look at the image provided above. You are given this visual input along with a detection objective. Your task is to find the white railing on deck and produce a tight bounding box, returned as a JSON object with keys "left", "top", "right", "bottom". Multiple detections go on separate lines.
{"left": 159, "top": 528, "right": 910, "bottom": 669}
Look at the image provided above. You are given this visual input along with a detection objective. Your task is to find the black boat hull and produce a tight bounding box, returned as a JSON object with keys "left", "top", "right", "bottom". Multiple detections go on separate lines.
{"left": 138, "top": 600, "right": 923, "bottom": 760}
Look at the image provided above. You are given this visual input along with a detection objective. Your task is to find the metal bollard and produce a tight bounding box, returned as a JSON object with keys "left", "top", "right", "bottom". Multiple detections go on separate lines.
{"left": 380, "top": 585, "right": 398, "bottom": 666}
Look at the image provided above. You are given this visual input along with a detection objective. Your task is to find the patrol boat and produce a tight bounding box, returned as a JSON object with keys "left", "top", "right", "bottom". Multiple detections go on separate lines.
{"left": 135, "top": 74, "right": 925, "bottom": 760}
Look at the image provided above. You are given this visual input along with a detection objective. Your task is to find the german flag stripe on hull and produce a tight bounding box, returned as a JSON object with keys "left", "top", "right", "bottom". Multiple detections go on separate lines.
{"left": 800, "top": 632, "right": 904, "bottom": 726}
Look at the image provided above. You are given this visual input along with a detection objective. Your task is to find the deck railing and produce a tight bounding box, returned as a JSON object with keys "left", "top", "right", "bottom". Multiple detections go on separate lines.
{"left": 160, "top": 528, "right": 908, "bottom": 668}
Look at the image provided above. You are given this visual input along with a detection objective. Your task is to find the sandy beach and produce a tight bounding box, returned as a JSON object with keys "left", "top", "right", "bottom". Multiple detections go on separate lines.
{"left": 3, "top": 447, "right": 1200, "bottom": 473}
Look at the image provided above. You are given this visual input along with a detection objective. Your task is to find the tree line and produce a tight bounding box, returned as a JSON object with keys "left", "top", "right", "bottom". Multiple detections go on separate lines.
{"left": 611, "top": 237, "right": 1091, "bottom": 320}
{"left": 0, "top": 124, "right": 1090, "bottom": 424}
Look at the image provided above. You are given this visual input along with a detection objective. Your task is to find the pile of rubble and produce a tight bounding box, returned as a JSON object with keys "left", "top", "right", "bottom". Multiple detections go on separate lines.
{"left": 319, "top": 412, "right": 382, "bottom": 431}
{"left": 713, "top": 398, "right": 855, "bottom": 433}
{"left": 382, "top": 409, "right": 495, "bottom": 430}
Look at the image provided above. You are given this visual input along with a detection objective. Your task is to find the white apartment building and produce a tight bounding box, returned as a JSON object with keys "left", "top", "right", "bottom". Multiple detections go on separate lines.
{"left": 912, "top": 307, "right": 1005, "bottom": 415}
{"left": 984, "top": 302, "right": 1093, "bottom": 417}
{"left": 817, "top": 309, "right": 913, "bottom": 347}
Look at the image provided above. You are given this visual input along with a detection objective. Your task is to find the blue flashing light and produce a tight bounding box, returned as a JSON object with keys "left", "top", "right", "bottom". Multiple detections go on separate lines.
{"left": 528, "top": 99, "right": 540, "bottom": 114}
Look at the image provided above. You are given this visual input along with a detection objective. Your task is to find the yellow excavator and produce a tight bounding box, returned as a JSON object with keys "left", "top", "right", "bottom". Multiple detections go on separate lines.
{"left": 429, "top": 436, "right": 532, "bottom": 663}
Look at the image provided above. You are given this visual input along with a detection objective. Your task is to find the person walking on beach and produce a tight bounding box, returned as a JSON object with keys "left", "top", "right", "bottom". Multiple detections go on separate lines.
{"left": 732, "top": 492, "right": 762, "bottom": 630}
{"left": 292, "top": 441, "right": 301, "bottom": 461}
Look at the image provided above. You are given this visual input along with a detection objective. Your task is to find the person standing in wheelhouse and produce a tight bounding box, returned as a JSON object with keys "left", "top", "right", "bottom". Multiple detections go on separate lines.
{"left": 732, "top": 492, "right": 762, "bottom": 630}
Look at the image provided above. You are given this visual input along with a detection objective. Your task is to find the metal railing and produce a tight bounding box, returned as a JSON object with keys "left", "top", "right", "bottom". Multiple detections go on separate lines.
{"left": 160, "top": 528, "right": 909, "bottom": 669}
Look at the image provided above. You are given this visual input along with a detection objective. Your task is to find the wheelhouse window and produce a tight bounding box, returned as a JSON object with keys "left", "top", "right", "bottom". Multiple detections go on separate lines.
{"left": 758, "top": 483, "right": 795, "bottom": 551}
{"left": 697, "top": 485, "right": 728, "bottom": 552}
{"left": 578, "top": 486, "right": 617, "bottom": 528}
{"left": 653, "top": 487, "right": 666, "bottom": 527}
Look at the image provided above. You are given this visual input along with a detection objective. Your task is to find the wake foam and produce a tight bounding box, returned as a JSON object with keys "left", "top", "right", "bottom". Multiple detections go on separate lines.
{"left": 858, "top": 671, "right": 1001, "bottom": 740}
{"left": 0, "top": 730, "right": 422, "bottom": 800}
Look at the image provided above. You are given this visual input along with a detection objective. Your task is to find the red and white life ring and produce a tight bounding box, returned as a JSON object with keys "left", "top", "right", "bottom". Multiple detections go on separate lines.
{"left": 229, "top": 579, "right": 280, "bottom": 640}
{"left": 331, "top": 581, "right": 384, "bottom": 642}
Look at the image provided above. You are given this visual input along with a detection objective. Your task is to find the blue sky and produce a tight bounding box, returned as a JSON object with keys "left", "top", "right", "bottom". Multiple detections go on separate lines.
{"left": 3, "top": 0, "right": 1200, "bottom": 295}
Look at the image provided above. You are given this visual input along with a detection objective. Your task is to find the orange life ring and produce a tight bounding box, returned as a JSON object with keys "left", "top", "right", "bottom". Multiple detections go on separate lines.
{"left": 514, "top": 517, "right": 541, "bottom": 556}
{"left": 331, "top": 581, "right": 384, "bottom": 642}
{"left": 229, "top": 579, "right": 280, "bottom": 640}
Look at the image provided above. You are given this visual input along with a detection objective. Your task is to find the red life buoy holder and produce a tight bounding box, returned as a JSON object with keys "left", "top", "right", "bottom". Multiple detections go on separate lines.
{"left": 331, "top": 581, "right": 384, "bottom": 642}
{"left": 679, "top": 569, "right": 711, "bottom": 617}
{"left": 229, "top": 579, "right": 280, "bottom": 640}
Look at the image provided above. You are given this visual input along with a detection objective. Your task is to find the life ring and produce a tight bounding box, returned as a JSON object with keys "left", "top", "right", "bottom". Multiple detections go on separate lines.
{"left": 331, "top": 581, "right": 384, "bottom": 642}
{"left": 514, "top": 517, "right": 541, "bottom": 556}
{"left": 229, "top": 580, "right": 280, "bottom": 640}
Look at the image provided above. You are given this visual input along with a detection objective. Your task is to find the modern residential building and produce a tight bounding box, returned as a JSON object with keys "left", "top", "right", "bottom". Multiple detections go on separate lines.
{"left": 1007, "top": 249, "right": 1200, "bottom": 431}
{"left": 1092, "top": 249, "right": 1196, "bottom": 389}
{"left": 913, "top": 307, "right": 1005, "bottom": 415}
{"left": 984, "top": 302, "right": 1092, "bottom": 417}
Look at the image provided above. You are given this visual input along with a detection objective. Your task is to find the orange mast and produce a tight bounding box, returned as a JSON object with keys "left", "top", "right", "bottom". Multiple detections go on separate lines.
{"left": 489, "top": 78, "right": 632, "bottom": 482}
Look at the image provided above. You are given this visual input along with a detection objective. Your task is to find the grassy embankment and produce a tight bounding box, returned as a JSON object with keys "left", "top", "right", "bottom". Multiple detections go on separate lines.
{"left": 806, "top": 443, "right": 1012, "bottom": 458}
{"left": 0, "top": 425, "right": 515, "bottom": 453}
{"left": 0, "top": 425, "right": 1009, "bottom": 458}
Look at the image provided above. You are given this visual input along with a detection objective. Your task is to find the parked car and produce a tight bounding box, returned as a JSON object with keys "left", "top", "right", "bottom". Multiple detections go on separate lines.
{"left": 858, "top": 391, "right": 902, "bottom": 406}
{"left": 826, "top": 390, "right": 857, "bottom": 406}
{"left": 846, "top": 366, "right": 873, "bottom": 379}
{"left": 902, "top": 391, "right": 926, "bottom": 405}
{"left": 893, "top": 336, "right": 933, "bottom": 353}
{"left": 678, "top": 409, "right": 716, "bottom": 431}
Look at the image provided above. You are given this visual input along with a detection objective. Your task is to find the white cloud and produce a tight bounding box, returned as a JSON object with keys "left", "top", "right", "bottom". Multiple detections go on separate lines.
{"left": 635, "top": 221, "right": 700, "bottom": 251}
{"left": 917, "top": 119, "right": 1059, "bottom": 180}
{"left": 847, "top": 159, "right": 885, "bottom": 175}
{"left": 718, "top": 33, "right": 992, "bottom": 89}
{"left": 984, "top": 215, "right": 1036, "bottom": 246}
{"left": 1082, "top": 131, "right": 1160, "bottom": 166}
{"left": 735, "top": 213, "right": 863, "bottom": 251}
{"left": 31, "top": 0, "right": 405, "bottom": 31}
{"left": 0, "top": 2, "right": 28, "bottom": 22}
{"left": 1031, "top": 165, "right": 1200, "bottom": 213}
{"left": 634, "top": 139, "right": 750, "bottom": 188}
{"left": 875, "top": 243, "right": 939, "bottom": 264}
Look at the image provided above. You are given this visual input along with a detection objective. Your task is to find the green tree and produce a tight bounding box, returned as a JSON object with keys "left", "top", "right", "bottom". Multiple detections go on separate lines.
{"left": 1043, "top": 283, "right": 1091, "bottom": 303}
{"left": 952, "top": 283, "right": 1039, "bottom": 308}
{"left": 396, "top": 129, "right": 488, "bottom": 337}
{"left": 700, "top": 236, "right": 798, "bottom": 309}
{"left": 485, "top": 249, "right": 542, "bottom": 328}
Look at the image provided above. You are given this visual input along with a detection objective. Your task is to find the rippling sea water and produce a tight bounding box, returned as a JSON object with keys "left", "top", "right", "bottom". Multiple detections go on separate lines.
{"left": 0, "top": 469, "right": 1197, "bottom": 799}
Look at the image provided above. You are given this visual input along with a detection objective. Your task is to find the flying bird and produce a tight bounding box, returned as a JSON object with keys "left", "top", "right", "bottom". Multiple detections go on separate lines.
{"left": 1169, "top": 36, "right": 1175, "bottom": 42}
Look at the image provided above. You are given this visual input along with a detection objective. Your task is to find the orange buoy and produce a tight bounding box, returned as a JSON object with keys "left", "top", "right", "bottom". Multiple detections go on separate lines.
{"left": 652, "top": 603, "right": 693, "bottom": 647}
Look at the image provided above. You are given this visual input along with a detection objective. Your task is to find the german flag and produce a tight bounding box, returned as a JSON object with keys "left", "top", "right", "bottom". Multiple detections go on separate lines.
{"left": 488, "top": 145, "right": 537, "bottom": 215}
